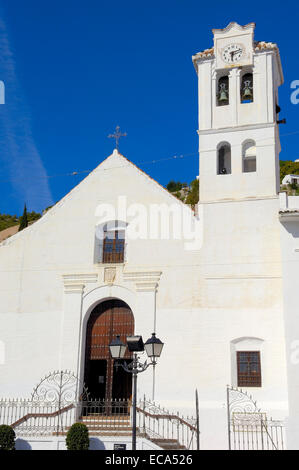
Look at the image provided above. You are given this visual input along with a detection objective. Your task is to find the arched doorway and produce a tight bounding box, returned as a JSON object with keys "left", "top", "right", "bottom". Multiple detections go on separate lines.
{"left": 84, "top": 299, "right": 134, "bottom": 401}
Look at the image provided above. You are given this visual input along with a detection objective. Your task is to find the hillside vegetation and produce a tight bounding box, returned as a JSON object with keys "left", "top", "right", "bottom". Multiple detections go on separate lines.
{"left": 0, "top": 211, "right": 41, "bottom": 232}
{"left": 280, "top": 160, "right": 299, "bottom": 183}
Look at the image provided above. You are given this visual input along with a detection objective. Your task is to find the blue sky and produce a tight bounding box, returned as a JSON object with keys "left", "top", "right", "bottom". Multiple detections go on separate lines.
{"left": 0, "top": 0, "right": 298, "bottom": 215}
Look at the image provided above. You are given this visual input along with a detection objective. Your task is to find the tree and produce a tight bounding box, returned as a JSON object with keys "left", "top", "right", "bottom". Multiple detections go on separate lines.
{"left": 185, "top": 179, "right": 199, "bottom": 206}
{"left": 166, "top": 180, "right": 183, "bottom": 192}
{"left": 18, "top": 204, "right": 28, "bottom": 232}
{"left": 27, "top": 211, "right": 41, "bottom": 223}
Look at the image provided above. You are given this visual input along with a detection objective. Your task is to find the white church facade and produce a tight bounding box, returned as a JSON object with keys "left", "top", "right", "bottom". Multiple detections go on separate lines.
{"left": 0, "top": 22, "right": 299, "bottom": 450}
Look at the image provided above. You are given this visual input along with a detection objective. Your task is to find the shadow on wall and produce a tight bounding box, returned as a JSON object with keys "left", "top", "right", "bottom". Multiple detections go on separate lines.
{"left": 281, "top": 220, "right": 299, "bottom": 238}
{"left": 14, "top": 437, "right": 106, "bottom": 450}
{"left": 15, "top": 439, "right": 32, "bottom": 450}
{"left": 89, "top": 437, "right": 106, "bottom": 450}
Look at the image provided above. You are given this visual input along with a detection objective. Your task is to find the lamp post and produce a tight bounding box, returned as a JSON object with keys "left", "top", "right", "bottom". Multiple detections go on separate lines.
{"left": 109, "top": 333, "right": 164, "bottom": 451}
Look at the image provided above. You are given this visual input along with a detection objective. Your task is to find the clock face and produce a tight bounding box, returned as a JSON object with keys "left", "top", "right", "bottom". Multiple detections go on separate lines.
{"left": 222, "top": 44, "right": 244, "bottom": 64}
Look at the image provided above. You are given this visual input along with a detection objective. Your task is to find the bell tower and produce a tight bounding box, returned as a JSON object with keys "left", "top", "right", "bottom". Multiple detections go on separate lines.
{"left": 192, "top": 22, "right": 284, "bottom": 202}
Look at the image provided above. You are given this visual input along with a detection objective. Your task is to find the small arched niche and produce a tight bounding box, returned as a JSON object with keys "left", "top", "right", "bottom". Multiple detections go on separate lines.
{"left": 217, "top": 142, "right": 231, "bottom": 175}
{"left": 242, "top": 140, "right": 256, "bottom": 173}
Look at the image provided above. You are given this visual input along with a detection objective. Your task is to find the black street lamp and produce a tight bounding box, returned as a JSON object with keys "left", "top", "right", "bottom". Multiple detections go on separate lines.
{"left": 109, "top": 335, "right": 127, "bottom": 359}
{"left": 144, "top": 333, "right": 164, "bottom": 362}
{"left": 109, "top": 333, "right": 164, "bottom": 451}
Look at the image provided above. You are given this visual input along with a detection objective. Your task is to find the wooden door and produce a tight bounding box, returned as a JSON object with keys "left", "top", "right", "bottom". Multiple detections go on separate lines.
{"left": 84, "top": 299, "right": 134, "bottom": 400}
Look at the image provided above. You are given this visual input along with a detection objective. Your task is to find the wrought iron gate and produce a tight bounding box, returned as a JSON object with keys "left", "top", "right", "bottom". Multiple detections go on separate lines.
{"left": 227, "top": 386, "right": 285, "bottom": 450}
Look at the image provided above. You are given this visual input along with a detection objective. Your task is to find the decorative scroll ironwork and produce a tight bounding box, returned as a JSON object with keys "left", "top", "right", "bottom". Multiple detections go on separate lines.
{"left": 31, "top": 370, "right": 89, "bottom": 406}
{"left": 227, "top": 386, "right": 260, "bottom": 417}
{"left": 226, "top": 386, "right": 285, "bottom": 450}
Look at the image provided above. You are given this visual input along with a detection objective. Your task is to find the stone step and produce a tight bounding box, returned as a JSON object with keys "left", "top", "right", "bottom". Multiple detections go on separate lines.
{"left": 150, "top": 438, "right": 187, "bottom": 450}
{"left": 67, "top": 423, "right": 133, "bottom": 430}
{"left": 81, "top": 418, "right": 130, "bottom": 422}
{"left": 83, "top": 426, "right": 132, "bottom": 431}
{"left": 80, "top": 421, "right": 131, "bottom": 427}
{"left": 55, "top": 431, "right": 133, "bottom": 437}
{"left": 83, "top": 414, "right": 130, "bottom": 420}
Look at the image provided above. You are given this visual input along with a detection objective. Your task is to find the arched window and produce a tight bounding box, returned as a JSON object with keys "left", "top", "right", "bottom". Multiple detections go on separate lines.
{"left": 240, "top": 72, "right": 253, "bottom": 103}
{"left": 217, "top": 143, "right": 231, "bottom": 175}
{"left": 243, "top": 140, "right": 256, "bottom": 173}
{"left": 231, "top": 337, "right": 263, "bottom": 388}
{"left": 217, "top": 75, "right": 229, "bottom": 106}
{"left": 94, "top": 220, "right": 127, "bottom": 264}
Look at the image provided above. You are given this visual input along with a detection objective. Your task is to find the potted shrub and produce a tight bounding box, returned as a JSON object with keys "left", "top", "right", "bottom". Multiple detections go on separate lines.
{"left": 0, "top": 425, "right": 16, "bottom": 450}
{"left": 66, "top": 423, "right": 89, "bottom": 450}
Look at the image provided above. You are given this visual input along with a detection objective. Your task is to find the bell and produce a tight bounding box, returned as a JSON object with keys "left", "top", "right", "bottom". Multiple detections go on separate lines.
{"left": 218, "top": 89, "right": 228, "bottom": 103}
{"left": 242, "top": 81, "right": 253, "bottom": 101}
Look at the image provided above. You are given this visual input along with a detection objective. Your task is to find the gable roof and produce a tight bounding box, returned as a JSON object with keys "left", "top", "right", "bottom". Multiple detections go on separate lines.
{"left": 0, "top": 149, "right": 194, "bottom": 246}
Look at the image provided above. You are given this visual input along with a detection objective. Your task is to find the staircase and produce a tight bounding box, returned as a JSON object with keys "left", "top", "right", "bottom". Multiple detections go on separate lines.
{"left": 53, "top": 397, "right": 197, "bottom": 450}
{"left": 78, "top": 414, "right": 187, "bottom": 449}
{"left": 79, "top": 414, "right": 133, "bottom": 436}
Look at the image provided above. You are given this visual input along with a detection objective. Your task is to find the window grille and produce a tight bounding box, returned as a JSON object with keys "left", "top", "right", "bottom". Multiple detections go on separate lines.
{"left": 103, "top": 230, "right": 125, "bottom": 263}
{"left": 237, "top": 351, "right": 261, "bottom": 387}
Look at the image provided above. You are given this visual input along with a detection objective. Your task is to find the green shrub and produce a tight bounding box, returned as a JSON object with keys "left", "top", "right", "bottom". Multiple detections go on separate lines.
{"left": 66, "top": 423, "right": 89, "bottom": 450}
{"left": 0, "top": 425, "right": 16, "bottom": 450}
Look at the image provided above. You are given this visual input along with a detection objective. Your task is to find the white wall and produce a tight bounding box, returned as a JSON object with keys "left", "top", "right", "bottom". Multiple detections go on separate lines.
{"left": 279, "top": 193, "right": 299, "bottom": 449}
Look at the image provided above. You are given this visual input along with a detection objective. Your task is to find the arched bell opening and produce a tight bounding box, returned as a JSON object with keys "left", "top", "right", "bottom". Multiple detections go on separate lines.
{"left": 217, "top": 75, "right": 229, "bottom": 106}
{"left": 240, "top": 72, "right": 254, "bottom": 103}
{"left": 84, "top": 299, "right": 134, "bottom": 401}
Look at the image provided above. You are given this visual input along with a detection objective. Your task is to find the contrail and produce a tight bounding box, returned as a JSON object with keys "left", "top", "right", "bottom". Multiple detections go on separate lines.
{"left": 0, "top": 15, "right": 53, "bottom": 213}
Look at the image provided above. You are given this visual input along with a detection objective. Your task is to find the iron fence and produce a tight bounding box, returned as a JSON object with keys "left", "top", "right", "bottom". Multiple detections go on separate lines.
{"left": 0, "top": 396, "right": 197, "bottom": 449}
{"left": 230, "top": 413, "right": 285, "bottom": 450}
{"left": 227, "top": 386, "right": 285, "bottom": 450}
{"left": 0, "top": 399, "right": 77, "bottom": 437}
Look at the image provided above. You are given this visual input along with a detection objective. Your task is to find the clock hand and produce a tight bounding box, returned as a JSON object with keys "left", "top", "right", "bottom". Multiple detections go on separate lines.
{"left": 230, "top": 49, "right": 242, "bottom": 60}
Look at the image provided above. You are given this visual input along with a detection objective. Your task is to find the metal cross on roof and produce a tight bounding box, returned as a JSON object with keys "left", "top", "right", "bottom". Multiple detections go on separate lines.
{"left": 108, "top": 126, "right": 127, "bottom": 150}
